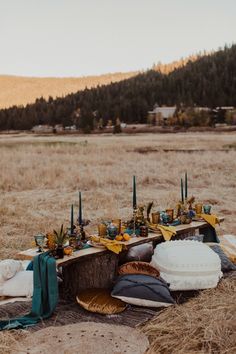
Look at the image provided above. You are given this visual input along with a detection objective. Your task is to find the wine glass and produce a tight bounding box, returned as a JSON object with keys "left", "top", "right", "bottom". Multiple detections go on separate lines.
{"left": 34, "top": 233, "right": 45, "bottom": 252}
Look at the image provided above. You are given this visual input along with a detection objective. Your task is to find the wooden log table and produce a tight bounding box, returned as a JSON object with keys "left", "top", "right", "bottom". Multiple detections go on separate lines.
{"left": 15, "top": 218, "right": 224, "bottom": 300}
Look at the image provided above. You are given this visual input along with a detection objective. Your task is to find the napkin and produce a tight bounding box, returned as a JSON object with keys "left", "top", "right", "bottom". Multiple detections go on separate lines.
{"left": 90, "top": 236, "right": 124, "bottom": 254}
{"left": 200, "top": 214, "right": 220, "bottom": 228}
{"left": 149, "top": 224, "right": 177, "bottom": 241}
{"left": 157, "top": 225, "right": 177, "bottom": 241}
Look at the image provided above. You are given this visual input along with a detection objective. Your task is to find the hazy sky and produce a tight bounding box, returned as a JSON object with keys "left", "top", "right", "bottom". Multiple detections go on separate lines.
{"left": 0, "top": 0, "right": 235, "bottom": 77}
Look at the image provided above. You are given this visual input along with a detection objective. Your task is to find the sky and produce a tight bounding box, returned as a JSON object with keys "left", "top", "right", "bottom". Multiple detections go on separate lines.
{"left": 0, "top": 0, "right": 235, "bottom": 77}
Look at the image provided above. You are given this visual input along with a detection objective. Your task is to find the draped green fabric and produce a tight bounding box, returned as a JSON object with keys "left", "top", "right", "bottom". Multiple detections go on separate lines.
{"left": 0, "top": 251, "right": 58, "bottom": 330}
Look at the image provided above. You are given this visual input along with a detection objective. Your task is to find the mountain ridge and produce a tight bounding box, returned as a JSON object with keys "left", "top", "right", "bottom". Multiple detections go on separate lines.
{"left": 0, "top": 53, "right": 201, "bottom": 109}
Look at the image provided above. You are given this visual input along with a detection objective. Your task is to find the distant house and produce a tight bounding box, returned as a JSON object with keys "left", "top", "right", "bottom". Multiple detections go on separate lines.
{"left": 213, "top": 106, "right": 236, "bottom": 125}
{"left": 193, "top": 107, "right": 211, "bottom": 113}
{"left": 215, "top": 106, "right": 234, "bottom": 111}
{"left": 64, "top": 125, "right": 76, "bottom": 131}
{"left": 31, "top": 125, "right": 54, "bottom": 133}
{"left": 148, "top": 104, "right": 176, "bottom": 125}
{"left": 54, "top": 124, "right": 64, "bottom": 132}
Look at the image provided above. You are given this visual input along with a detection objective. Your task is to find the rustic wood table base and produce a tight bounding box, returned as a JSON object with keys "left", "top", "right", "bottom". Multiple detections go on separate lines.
{"left": 61, "top": 252, "right": 118, "bottom": 300}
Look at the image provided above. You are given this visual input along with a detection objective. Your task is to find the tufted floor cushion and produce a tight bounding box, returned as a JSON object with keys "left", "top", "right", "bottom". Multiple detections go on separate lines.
{"left": 151, "top": 240, "right": 222, "bottom": 290}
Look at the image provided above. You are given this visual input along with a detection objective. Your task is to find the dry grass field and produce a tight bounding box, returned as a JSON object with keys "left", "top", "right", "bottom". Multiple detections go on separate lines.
{"left": 0, "top": 131, "right": 236, "bottom": 353}
{"left": 1, "top": 132, "right": 236, "bottom": 259}
{"left": 0, "top": 71, "right": 137, "bottom": 109}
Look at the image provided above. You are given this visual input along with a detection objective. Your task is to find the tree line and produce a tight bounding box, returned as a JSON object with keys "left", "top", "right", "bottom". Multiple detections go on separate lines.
{"left": 0, "top": 44, "right": 235, "bottom": 131}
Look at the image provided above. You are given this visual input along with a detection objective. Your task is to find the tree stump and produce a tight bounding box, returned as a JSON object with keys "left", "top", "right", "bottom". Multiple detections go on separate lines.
{"left": 60, "top": 252, "right": 119, "bottom": 301}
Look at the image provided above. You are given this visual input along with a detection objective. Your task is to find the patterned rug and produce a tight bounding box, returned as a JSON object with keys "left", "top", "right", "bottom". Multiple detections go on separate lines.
{"left": 0, "top": 272, "right": 234, "bottom": 332}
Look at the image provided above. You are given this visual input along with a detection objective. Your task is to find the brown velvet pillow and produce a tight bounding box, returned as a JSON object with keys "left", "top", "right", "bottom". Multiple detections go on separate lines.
{"left": 118, "top": 261, "right": 160, "bottom": 278}
{"left": 76, "top": 288, "right": 127, "bottom": 315}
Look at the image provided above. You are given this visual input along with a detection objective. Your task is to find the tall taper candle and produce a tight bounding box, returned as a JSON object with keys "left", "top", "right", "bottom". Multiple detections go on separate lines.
{"left": 79, "top": 191, "right": 82, "bottom": 225}
{"left": 133, "top": 176, "right": 137, "bottom": 209}
{"left": 71, "top": 204, "right": 74, "bottom": 234}
{"left": 185, "top": 172, "right": 188, "bottom": 199}
{"left": 181, "top": 178, "right": 184, "bottom": 203}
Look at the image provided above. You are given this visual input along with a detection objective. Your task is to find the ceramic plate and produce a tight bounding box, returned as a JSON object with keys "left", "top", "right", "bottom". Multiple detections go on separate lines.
{"left": 87, "top": 240, "right": 106, "bottom": 249}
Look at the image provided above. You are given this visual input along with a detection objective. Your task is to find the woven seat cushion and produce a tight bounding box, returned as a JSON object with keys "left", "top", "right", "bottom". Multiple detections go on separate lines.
{"left": 76, "top": 288, "right": 127, "bottom": 314}
{"left": 111, "top": 274, "right": 175, "bottom": 307}
{"left": 118, "top": 261, "right": 160, "bottom": 278}
{"left": 151, "top": 240, "right": 222, "bottom": 290}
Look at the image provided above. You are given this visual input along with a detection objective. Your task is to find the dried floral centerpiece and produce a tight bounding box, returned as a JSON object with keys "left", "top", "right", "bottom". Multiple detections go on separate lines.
{"left": 53, "top": 224, "right": 68, "bottom": 259}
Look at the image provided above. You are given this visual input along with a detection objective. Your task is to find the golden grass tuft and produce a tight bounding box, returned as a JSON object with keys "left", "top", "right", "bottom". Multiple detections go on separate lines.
{"left": 142, "top": 277, "right": 236, "bottom": 354}
{"left": 0, "top": 330, "right": 27, "bottom": 354}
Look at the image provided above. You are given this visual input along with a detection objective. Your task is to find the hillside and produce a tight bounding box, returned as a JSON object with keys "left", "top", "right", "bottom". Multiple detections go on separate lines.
{"left": 0, "top": 54, "right": 200, "bottom": 110}
{"left": 0, "top": 45, "right": 235, "bottom": 130}
{"left": 0, "top": 72, "right": 138, "bottom": 109}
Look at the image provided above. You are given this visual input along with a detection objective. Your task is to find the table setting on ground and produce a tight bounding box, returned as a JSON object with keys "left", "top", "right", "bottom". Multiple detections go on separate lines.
{"left": 15, "top": 174, "right": 224, "bottom": 300}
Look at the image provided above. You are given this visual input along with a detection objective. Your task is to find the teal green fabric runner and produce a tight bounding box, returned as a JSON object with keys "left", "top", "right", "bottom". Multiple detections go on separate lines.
{"left": 0, "top": 251, "right": 58, "bottom": 330}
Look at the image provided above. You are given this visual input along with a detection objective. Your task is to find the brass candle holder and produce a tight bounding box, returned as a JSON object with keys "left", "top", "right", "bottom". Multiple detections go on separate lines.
{"left": 68, "top": 230, "right": 77, "bottom": 249}
{"left": 79, "top": 223, "right": 86, "bottom": 242}
{"left": 131, "top": 208, "right": 137, "bottom": 237}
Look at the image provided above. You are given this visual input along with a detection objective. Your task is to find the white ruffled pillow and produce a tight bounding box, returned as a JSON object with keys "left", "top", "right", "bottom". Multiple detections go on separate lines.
{"left": 151, "top": 240, "right": 222, "bottom": 290}
{"left": 0, "top": 260, "right": 23, "bottom": 284}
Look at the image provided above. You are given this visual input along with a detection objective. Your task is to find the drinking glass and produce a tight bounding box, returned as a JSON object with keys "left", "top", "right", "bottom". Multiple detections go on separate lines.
{"left": 203, "top": 205, "right": 211, "bottom": 214}
{"left": 34, "top": 233, "right": 45, "bottom": 252}
{"left": 195, "top": 203, "right": 203, "bottom": 215}
{"left": 151, "top": 212, "right": 160, "bottom": 224}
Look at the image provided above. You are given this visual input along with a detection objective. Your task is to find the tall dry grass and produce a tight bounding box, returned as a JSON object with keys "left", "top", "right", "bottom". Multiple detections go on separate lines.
{"left": 0, "top": 132, "right": 236, "bottom": 259}
{"left": 142, "top": 276, "right": 236, "bottom": 354}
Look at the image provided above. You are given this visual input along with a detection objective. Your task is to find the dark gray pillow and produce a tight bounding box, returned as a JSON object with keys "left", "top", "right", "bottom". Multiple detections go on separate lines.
{"left": 209, "top": 245, "right": 236, "bottom": 272}
{"left": 111, "top": 274, "right": 175, "bottom": 307}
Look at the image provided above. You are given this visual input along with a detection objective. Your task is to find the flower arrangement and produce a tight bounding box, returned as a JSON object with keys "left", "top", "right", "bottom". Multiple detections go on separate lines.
{"left": 53, "top": 224, "right": 68, "bottom": 247}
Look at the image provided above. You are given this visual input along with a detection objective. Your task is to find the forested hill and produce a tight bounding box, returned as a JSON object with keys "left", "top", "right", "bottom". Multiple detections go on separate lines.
{"left": 0, "top": 45, "right": 235, "bottom": 131}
